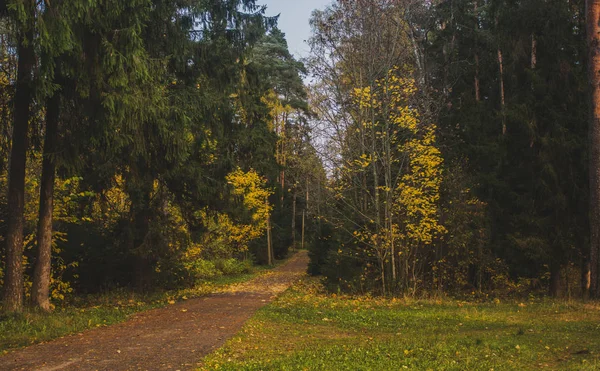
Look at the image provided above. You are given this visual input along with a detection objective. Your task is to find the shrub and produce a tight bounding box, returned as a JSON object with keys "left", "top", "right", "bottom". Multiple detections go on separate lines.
{"left": 215, "top": 258, "right": 253, "bottom": 276}
{"left": 188, "top": 259, "right": 221, "bottom": 281}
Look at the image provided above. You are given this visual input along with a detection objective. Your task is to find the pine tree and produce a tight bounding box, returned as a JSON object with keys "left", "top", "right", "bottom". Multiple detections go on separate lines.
{"left": 3, "top": 0, "right": 36, "bottom": 313}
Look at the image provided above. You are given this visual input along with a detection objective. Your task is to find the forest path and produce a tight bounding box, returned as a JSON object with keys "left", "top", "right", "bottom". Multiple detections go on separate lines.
{"left": 0, "top": 251, "right": 309, "bottom": 371}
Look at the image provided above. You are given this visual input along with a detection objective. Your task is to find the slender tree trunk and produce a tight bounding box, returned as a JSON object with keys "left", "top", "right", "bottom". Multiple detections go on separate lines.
{"left": 31, "top": 92, "right": 59, "bottom": 311}
{"left": 475, "top": 54, "right": 481, "bottom": 102}
{"left": 305, "top": 177, "right": 309, "bottom": 210}
{"left": 292, "top": 192, "right": 296, "bottom": 249}
{"left": 531, "top": 34, "right": 537, "bottom": 69}
{"left": 474, "top": 1, "right": 481, "bottom": 102}
{"left": 498, "top": 48, "right": 506, "bottom": 135}
{"left": 530, "top": 33, "right": 537, "bottom": 147}
{"left": 587, "top": 0, "right": 600, "bottom": 299}
{"left": 267, "top": 217, "right": 272, "bottom": 265}
{"left": 301, "top": 209, "right": 305, "bottom": 250}
{"left": 390, "top": 220, "right": 396, "bottom": 283}
{"left": 380, "top": 257, "right": 386, "bottom": 296}
{"left": 280, "top": 141, "right": 285, "bottom": 205}
{"left": 549, "top": 262, "right": 561, "bottom": 297}
{"left": 3, "top": 1, "right": 35, "bottom": 313}
{"left": 383, "top": 97, "right": 395, "bottom": 284}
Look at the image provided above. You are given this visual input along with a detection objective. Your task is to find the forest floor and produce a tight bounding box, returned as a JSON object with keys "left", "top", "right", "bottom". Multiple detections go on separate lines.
{"left": 201, "top": 278, "right": 600, "bottom": 371}
{"left": 0, "top": 250, "right": 309, "bottom": 371}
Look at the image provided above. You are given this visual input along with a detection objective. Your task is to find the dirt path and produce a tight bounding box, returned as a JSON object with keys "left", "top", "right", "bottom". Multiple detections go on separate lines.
{"left": 0, "top": 251, "right": 309, "bottom": 371}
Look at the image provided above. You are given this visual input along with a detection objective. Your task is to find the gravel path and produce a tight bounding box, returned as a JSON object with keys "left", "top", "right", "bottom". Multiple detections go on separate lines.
{"left": 0, "top": 251, "right": 308, "bottom": 371}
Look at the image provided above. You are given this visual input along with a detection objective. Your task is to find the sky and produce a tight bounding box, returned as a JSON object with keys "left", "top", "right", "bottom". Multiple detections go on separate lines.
{"left": 256, "top": 0, "right": 332, "bottom": 59}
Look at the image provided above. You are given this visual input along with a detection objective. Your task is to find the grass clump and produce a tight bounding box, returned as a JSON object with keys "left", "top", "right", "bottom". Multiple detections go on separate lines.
{"left": 201, "top": 278, "right": 600, "bottom": 370}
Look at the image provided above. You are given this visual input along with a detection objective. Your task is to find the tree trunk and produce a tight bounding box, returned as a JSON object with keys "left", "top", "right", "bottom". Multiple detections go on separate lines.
{"left": 582, "top": 259, "right": 591, "bottom": 300}
{"left": 530, "top": 33, "right": 537, "bottom": 147}
{"left": 301, "top": 209, "right": 305, "bottom": 250}
{"left": 549, "top": 262, "right": 561, "bottom": 297}
{"left": 474, "top": 1, "right": 481, "bottom": 102}
{"left": 498, "top": 48, "right": 506, "bottom": 135}
{"left": 475, "top": 54, "right": 481, "bottom": 102}
{"left": 267, "top": 217, "right": 273, "bottom": 265}
{"left": 587, "top": 0, "right": 600, "bottom": 299}
{"left": 133, "top": 191, "right": 152, "bottom": 290}
{"left": 531, "top": 34, "right": 537, "bottom": 69}
{"left": 127, "top": 171, "right": 154, "bottom": 291}
{"left": 3, "top": 1, "right": 36, "bottom": 313}
{"left": 292, "top": 192, "right": 296, "bottom": 249}
{"left": 31, "top": 92, "right": 60, "bottom": 311}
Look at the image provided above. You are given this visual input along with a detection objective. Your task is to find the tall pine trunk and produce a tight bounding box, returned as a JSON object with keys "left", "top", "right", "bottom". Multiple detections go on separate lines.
{"left": 30, "top": 92, "right": 59, "bottom": 311}
{"left": 587, "top": 0, "right": 600, "bottom": 299}
{"left": 3, "top": 0, "right": 36, "bottom": 313}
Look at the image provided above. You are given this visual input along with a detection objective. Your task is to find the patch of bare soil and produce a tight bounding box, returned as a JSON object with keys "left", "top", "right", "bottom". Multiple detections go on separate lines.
{"left": 0, "top": 251, "right": 309, "bottom": 371}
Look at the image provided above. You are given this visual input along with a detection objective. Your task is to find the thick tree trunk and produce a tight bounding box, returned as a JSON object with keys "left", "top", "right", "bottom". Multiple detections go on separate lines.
{"left": 31, "top": 92, "right": 59, "bottom": 311}
{"left": 582, "top": 259, "right": 591, "bottom": 299}
{"left": 133, "top": 191, "right": 152, "bottom": 290}
{"left": 587, "top": 0, "right": 600, "bottom": 299}
{"left": 3, "top": 1, "right": 35, "bottom": 313}
{"left": 126, "top": 170, "right": 154, "bottom": 291}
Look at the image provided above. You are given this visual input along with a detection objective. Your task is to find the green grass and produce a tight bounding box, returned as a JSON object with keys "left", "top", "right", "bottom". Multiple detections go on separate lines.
{"left": 201, "top": 278, "right": 600, "bottom": 370}
{"left": 0, "top": 263, "right": 280, "bottom": 354}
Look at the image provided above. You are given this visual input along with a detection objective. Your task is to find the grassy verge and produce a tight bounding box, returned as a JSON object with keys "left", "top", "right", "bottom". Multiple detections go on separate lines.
{"left": 0, "top": 261, "right": 283, "bottom": 354}
{"left": 201, "top": 278, "right": 600, "bottom": 370}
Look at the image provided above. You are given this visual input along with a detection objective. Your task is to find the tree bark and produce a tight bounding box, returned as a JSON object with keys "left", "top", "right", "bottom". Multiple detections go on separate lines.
{"left": 531, "top": 34, "right": 537, "bottom": 69}
{"left": 267, "top": 217, "right": 273, "bottom": 265}
{"left": 582, "top": 259, "right": 591, "bottom": 300}
{"left": 549, "top": 262, "right": 561, "bottom": 297}
{"left": 3, "top": 0, "right": 36, "bottom": 313}
{"left": 301, "top": 209, "right": 305, "bottom": 250}
{"left": 474, "top": 1, "right": 481, "bottom": 102}
{"left": 587, "top": 0, "right": 600, "bottom": 299}
{"left": 498, "top": 48, "right": 506, "bottom": 135}
{"left": 292, "top": 192, "right": 296, "bottom": 249}
{"left": 31, "top": 92, "right": 60, "bottom": 311}
{"left": 475, "top": 54, "right": 481, "bottom": 102}
{"left": 133, "top": 189, "right": 152, "bottom": 290}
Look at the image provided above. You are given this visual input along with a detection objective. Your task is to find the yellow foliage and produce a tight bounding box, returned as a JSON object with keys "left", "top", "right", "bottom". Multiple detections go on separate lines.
{"left": 347, "top": 67, "right": 446, "bottom": 252}
{"left": 226, "top": 168, "right": 273, "bottom": 237}
{"left": 397, "top": 126, "right": 447, "bottom": 245}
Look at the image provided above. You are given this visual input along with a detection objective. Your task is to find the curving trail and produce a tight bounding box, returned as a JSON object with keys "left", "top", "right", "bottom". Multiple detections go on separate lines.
{"left": 0, "top": 251, "right": 308, "bottom": 371}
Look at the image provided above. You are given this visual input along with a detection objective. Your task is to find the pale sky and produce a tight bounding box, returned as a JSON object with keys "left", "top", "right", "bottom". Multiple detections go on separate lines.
{"left": 257, "top": 0, "right": 332, "bottom": 59}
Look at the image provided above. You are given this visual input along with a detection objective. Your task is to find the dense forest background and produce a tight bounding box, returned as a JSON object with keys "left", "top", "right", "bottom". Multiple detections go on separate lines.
{"left": 0, "top": 0, "right": 325, "bottom": 313}
{"left": 0, "top": 0, "right": 598, "bottom": 314}
{"left": 307, "top": 0, "right": 590, "bottom": 299}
